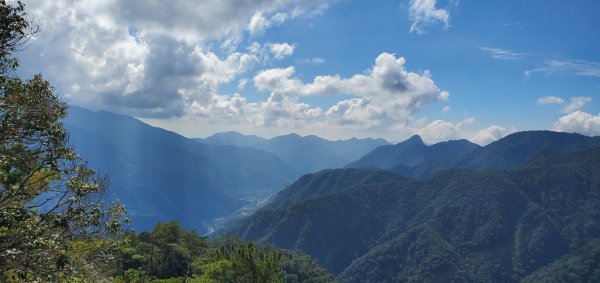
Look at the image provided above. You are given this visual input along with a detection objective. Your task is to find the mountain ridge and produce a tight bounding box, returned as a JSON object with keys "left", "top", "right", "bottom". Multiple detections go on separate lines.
{"left": 199, "top": 131, "right": 389, "bottom": 175}
{"left": 228, "top": 138, "right": 600, "bottom": 281}
{"left": 64, "top": 106, "right": 296, "bottom": 232}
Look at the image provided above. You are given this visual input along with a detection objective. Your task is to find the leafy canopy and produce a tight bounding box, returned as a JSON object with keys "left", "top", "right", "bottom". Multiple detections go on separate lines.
{"left": 0, "top": 1, "right": 126, "bottom": 281}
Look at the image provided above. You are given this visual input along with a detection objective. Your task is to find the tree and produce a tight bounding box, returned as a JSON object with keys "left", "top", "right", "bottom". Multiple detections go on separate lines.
{"left": 0, "top": 0, "right": 37, "bottom": 78}
{"left": 211, "top": 239, "right": 285, "bottom": 283}
{"left": 0, "top": 1, "right": 126, "bottom": 281}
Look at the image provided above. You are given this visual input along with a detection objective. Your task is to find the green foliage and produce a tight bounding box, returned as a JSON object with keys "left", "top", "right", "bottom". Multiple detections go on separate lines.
{"left": 522, "top": 239, "right": 600, "bottom": 283}
{"left": 0, "top": 0, "right": 38, "bottom": 76}
{"left": 230, "top": 147, "right": 600, "bottom": 282}
{"left": 214, "top": 239, "right": 284, "bottom": 282}
{"left": 115, "top": 222, "right": 332, "bottom": 283}
{"left": 0, "top": 1, "right": 126, "bottom": 281}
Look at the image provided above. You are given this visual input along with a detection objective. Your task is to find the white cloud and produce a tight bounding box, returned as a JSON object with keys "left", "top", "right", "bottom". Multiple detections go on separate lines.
{"left": 409, "top": 0, "right": 450, "bottom": 34}
{"left": 248, "top": 12, "right": 293, "bottom": 36}
{"left": 195, "top": 49, "right": 258, "bottom": 89}
{"left": 19, "top": 0, "right": 333, "bottom": 118}
{"left": 189, "top": 92, "right": 252, "bottom": 122}
{"left": 299, "top": 57, "right": 326, "bottom": 64}
{"left": 479, "top": 47, "right": 524, "bottom": 60}
{"left": 325, "top": 98, "right": 386, "bottom": 128}
{"left": 525, "top": 59, "right": 600, "bottom": 78}
{"left": 252, "top": 93, "right": 322, "bottom": 127}
{"left": 414, "top": 117, "right": 513, "bottom": 145}
{"left": 442, "top": 106, "right": 451, "bottom": 113}
{"left": 469, "top": 125, "right": 513, "bottom": 145}
{"left": 537, "top": 96, "right": 565, "bottom": 105}
{"left": 268, "top": 42, "right": 295, "bottom": 60}
{"left": 16, "top": 0, "right": 462, "bottom": 141}
{"left": 562, "top": 97, "right": 591, "bottom": 114}
{"left": 248, "top": 12, "right": 270, "bottom": 36}
{"left": 416, "top": 117, "right": 474, "bottom": 143}
{"left": 187, "top": 91, "right": 323, "bottom": 128}
{"left": 254, "top": 53, "right": 449, "bottom": 126}
{"left": 237, "top": 78, "right": 248, "bottom": 91}
{"left": 553, "top": 111, "right": 600, "bottom": 136}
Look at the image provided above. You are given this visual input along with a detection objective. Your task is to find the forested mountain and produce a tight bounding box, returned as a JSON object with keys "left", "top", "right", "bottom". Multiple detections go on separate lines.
{"left": 228, "top": 145, "right": 600, "bottom": 282}
{"left": 200, "top": 131, "right": 389, "bottom": 175}
{"left": 350, "top": 131, "right": 600, "bottom": 179}
{"left": 346, "top": 135, "right": 480, "bottom": 169}
{"left": 64, "top": 106, "right": 296, "bottom": 232}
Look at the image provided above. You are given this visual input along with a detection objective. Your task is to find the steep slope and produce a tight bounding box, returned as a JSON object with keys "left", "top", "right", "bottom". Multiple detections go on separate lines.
{"left": 202, "top": 131, "right": 267, "bottom": 148}
{"left": 455, "top": 130, "right": 600, "bottom": 169}
{"left": 353, "top": 131, "right": 600, "bottom": 179}
{"left": 200, "top": 132, "right": 389, "bottom": 175}
{"left": 64, "top": 106, "right": 294, "bottom": 232}
{"left": 347, "top": 135, "right": 480, "bottom": 170}
{"left": 229, "top": 147, "right": 600, "bottom": 282}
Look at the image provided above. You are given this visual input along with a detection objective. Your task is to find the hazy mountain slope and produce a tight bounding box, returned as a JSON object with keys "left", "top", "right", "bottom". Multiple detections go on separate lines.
{"left": 455, "top": 130, "right": 600, "bottom": 169}
{"left": 202, "top": 131, "right": 267, "bottom": 148}
{"left": 353, "top": 131, "right": 600, "bottom": 179}
{"left": 265, "top": 168, "right": 407, "bottom": 210}
{"left": 64, "top": 106, "right": 294, "bottom": 232}
{"left": 200, "top": 131, "right": 389, "bottom": 175}
{"left": 229, "top": 147, "right": 600, "bottom": 282}
{"left": 347, "top": 135, "right": 480, "bottom": 170}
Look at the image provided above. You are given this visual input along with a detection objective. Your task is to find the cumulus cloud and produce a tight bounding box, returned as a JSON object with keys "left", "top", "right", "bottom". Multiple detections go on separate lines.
{"left": 562, "top": 97, "right": 591, "bottom": 114}
{"left": 553, "top": 111, "right": 600, "bottom": 136}
{"left": 325, "top": 98, "right": 386, "bottom": 128}
{"left": 252, "top": 93, "right": 322, "bottom": 127}
{"left": 442, "top": 106, "right": 451, "bottom": 113}
{"left": 254, "top": 53, "right": 449, "bottom": 126}
{"left": 416, "top": 117, "right": 474, "bottom": 143}
{"left": 19, "top": 0, "right": 333, "bottom": 117}
{"left": 189, "top": 92, "right": 252, "bottom": 122}
{"left": 267, "top": 42, "right": 295, "bottom": 60}
{"left": 18, "top": 1, "right": 459, "bottom": 139}
{"left": 186, "top": 91, "right": 322, "bottom": 128}
{"left": 414, "top": 117, "right": 513, "bottom": 145}
{"left": 537, "top": 96, "right": 565, "bottom": 105}
{"left": 469, "top": 125, "right": 513, "bottom": 145}
{"left": 248, "top": 12, "right": 291, "bottom": 36}
{"left": 480, "top": 47, "right": 524, "bottom": 60}
{"left": 409, "top": 0, "right": 450, "bottom": 34}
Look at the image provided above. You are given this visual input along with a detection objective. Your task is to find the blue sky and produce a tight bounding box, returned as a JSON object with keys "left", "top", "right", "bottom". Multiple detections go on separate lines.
{"left": 19, "top": 0, "right": 600, "bottom": 144}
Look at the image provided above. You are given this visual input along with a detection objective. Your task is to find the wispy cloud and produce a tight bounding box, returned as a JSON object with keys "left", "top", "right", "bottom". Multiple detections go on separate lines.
{"left": 525, "top": 59, "right": 600, "bottom": 78}
{"left": 562, "top": 97, "right": 591, "bottom": 114}
{"left": 536, "top": 96, "right": 565, "bottom": 105}
{"left": 409, "top": 0, "right": 450, "bottom": 34}
{"left": 296, "top": 57, "right": 325, "bottom": 65}
{"left": 479, "top": 47, "right": 524, "bottom": 60}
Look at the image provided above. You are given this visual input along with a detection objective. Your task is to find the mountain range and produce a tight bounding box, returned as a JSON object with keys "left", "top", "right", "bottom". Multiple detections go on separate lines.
{"left": 198, "top": 131, "right": 389, "bottom": 175}
{"left": 63, "top": 106, "right": 600, "bottom": 281}
{"left": 346, "top": 134, "right": 480, "bottom": 170}
{"left": 63, "top": 106, "right": 387, "bottom": 233}
{"left": 349, "top": 130, "right": 600, "bottom": 178}
{"left": 228, "top": 131, "right": 600, "bottom": 282}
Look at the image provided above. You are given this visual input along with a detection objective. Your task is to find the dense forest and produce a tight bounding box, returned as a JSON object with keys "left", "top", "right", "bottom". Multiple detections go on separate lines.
{"left": 229, "top": 145, "right": 600, "bottom": 282}
{"left": 115, "top": 221, "right": 334, "bottom": 282}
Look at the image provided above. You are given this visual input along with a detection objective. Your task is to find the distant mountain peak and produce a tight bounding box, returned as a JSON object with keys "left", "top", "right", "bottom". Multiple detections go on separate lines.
{"left": 281, "top": 133, "right": 302, "bottom": 138}
{"left": 399, "top": 134, "right": 424, "bottom": 146}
